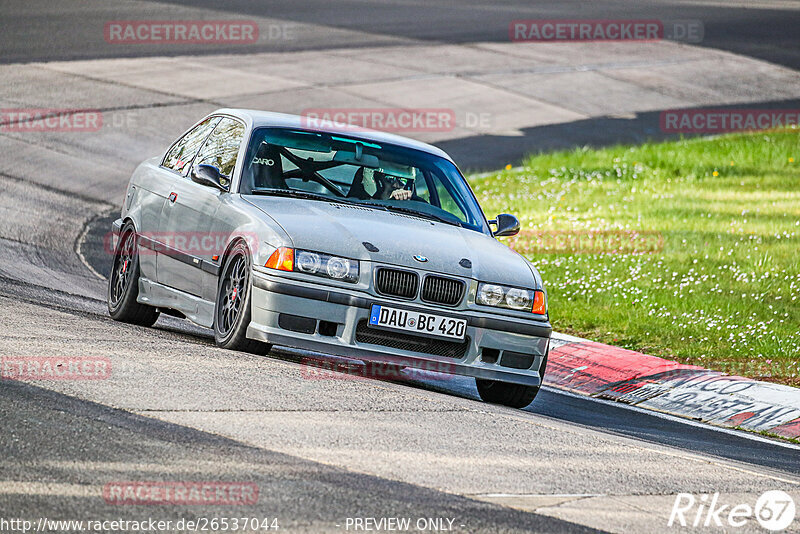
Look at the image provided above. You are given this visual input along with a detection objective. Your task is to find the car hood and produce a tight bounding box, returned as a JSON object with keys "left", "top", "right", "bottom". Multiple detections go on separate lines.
{"left": 245, "top": 197, "right": 539, "bottom": 288}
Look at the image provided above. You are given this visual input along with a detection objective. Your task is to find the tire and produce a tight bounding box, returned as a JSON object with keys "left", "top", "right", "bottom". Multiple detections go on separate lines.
{"left": 107, "top": 223, "right": 160, "bottom": 326}
{"left": 476, "top": 380, "right": 539, "bottom": 408}
{"left": 476, "top": 350, "right": 548, "bottom": 409}
{"left": 214, "top": 241, "right": 271, "bottom": 355}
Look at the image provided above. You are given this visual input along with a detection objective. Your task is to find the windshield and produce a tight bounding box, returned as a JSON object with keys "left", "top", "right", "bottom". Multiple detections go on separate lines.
{"left": 239, "top": 128, "right": 489, "bottom": 233}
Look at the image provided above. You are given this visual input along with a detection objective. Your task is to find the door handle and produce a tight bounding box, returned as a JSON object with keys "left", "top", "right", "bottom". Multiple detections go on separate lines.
{"left": 168, "top": 192, "right": 178, "bottom": 203}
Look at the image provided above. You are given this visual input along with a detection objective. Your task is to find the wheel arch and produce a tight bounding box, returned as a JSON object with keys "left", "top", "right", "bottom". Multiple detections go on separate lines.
{"left": 219, "top": 235, "right": 255, "bottom": 275}
{"left": 120, "top": 216, "right": 138, "bottom": 233}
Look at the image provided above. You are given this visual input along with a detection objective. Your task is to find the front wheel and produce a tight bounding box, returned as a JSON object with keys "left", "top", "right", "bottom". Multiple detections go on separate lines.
{"left": 107, "top": 223, "right": 160, "bottom": 326}
{"left": 476, "top": 380, "right": 539, "bottom": 408}
{"left": 476, "top": 349, "right": 548, "bottom": 408}
{"left": 213, "top": 241, "right": 270, "bottom": 355}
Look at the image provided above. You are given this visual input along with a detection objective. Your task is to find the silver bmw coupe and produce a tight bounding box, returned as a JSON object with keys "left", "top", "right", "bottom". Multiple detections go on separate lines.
{"left": 108, "top": 109, "right": 551, "bottom": 407}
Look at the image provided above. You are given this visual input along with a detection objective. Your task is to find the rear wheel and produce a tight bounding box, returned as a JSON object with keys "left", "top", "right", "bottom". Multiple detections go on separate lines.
{"left": 107, "top": 223, "right": 160, "bottom": 326}
{"left": 214, "top": 241, "right": 271, "bottom": 355}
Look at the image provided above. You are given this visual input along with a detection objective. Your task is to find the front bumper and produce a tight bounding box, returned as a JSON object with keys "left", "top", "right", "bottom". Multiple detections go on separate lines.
{"left": 247, "top": 270, "right": 551, "bottom": 387}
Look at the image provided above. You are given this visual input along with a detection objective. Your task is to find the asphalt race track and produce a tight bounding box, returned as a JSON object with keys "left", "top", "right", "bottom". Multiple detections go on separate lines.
{"left": 4, "top": 0, "right": 800, "bottom": 69}
{"left": 1, "top": 1, "right": 799, "bottom": 533}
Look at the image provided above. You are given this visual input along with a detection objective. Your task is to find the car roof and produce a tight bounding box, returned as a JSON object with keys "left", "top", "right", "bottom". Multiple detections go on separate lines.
{"left": 213, "top": 108, "right": 456, "bottom": 163}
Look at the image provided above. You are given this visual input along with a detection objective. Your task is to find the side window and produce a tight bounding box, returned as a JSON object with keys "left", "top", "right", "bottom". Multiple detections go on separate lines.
{"left": 436, "top": 181, "right": 467, "bottom": 220}
{"left": 427, "top": 170, "right": 467, "bottom": 221}
{"left": 194, "top": 118, "right": 246, "bottom": 179}
{"left": 162, "top": 117, "right": 221, "bottom": 173}
{"left": 413, "top": 170, "right": 431, "bottom": 203}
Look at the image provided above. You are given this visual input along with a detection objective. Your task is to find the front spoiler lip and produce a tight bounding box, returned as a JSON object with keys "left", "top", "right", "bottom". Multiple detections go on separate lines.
{"left": 251, "top": 272, "right": 552, "bottom": 339}
{"left": 246, "top": 326, "right": 542, "bottom": 387}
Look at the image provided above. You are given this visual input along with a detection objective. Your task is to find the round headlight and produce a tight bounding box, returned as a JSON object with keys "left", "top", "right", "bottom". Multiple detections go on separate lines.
{"left": 505, "top": 288, "right": 532, "bottom": 310}
{"left": 478, "top": 284, "right": 504, "bottom": 306}
{"left": 296, "top": 251, "right": 322, "bottom": 273}
{"left": 326, "top": 256, "right": 350, "bottom": 279}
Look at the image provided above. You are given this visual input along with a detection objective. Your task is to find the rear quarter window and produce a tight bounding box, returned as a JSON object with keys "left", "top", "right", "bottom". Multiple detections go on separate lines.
{"left": 162, "top": 116, "right": 221, "bottom": 173}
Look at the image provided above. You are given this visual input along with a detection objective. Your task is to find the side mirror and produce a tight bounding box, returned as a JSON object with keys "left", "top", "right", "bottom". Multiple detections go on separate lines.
{"left": 489, "top": 213, "right": 520, "bottom": 237}
{"left": 191, "top": 164, "right": 229, "bottom": 191}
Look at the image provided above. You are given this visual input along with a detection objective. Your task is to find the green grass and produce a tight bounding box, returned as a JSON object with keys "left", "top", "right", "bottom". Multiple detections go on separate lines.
{"left": 470, "top": 129, "right": 800, "bottom": 386}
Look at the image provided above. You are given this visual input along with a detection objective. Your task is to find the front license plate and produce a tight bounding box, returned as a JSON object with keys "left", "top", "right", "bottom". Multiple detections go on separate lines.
{"left": 368, "top": 304, "right": 467, "bottom": 340}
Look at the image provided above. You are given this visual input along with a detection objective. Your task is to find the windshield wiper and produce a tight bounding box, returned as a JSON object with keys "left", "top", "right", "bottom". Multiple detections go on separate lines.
{"left": 395, "top": 207, "right": 462, "bottom": 227}
{"left": 358, "top": 202, "right": 461, "bottom": 227}
{"left": 250, "top": 189, "right": 461, "bottom": 227}
{"left": 344, "top": 200, "right": 388, "bottom": 212}
{"left": 249, "top": 188, "right": 350, "bottom": 204}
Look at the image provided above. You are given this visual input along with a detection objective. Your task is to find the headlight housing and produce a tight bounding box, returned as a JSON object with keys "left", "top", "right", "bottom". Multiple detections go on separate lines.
{"left": 266, "top": 247, "right": 359, "bottom": 283}
{"left": 476, "top": 282, "right": 546, "bottom": 314}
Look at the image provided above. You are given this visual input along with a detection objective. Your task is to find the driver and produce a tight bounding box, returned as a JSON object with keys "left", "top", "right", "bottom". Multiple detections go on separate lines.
{"left": 372, "top": 170, "right": 412, "bottom": 201}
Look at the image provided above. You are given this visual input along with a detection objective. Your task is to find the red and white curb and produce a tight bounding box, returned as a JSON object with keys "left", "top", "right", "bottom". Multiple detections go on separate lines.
{"left": 547, "top": 333, "right": 800, "bottom": 441}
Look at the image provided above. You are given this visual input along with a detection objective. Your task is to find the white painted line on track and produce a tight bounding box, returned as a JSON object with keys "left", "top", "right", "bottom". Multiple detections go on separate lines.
{"left": 273, "top": 345, "right": 800, "bottom": 449}
{"left": 474, "top": 493, "right": 604, "bottom": 498}
{"left": 543, "top": 385, "right": 800, "bottom": 451}
{"left": 75, "top": 216, "right": 107, "bottom": 281}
